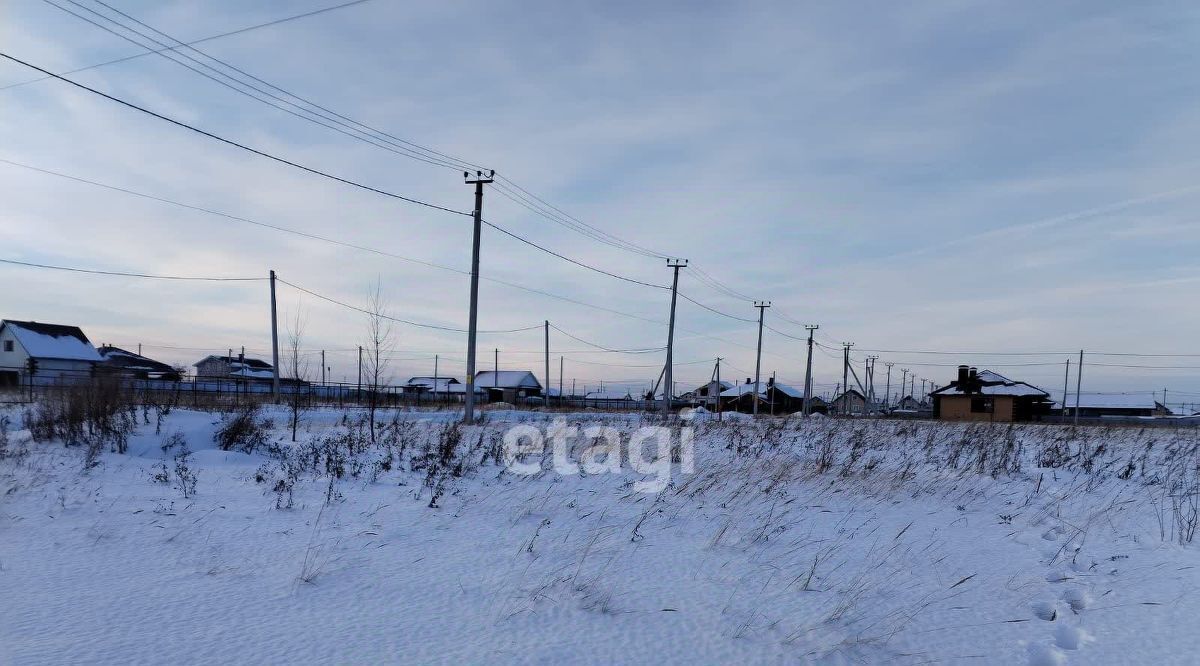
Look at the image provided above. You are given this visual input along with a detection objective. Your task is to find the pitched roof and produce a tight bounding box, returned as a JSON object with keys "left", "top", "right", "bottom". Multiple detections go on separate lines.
{"left": 194, "top": 354, "right": 273, "bottom": 370}
{"left": 931, "top": 369, "right": 1049, "bottom": 398}
{"left": 1, "top": 320, "right": 102, "bottom": 361}
{"left": 474, "top": 370, "right": 542, "bottom": 389}
{"left": 767, "top": 382, "right": 804, "bottom": 398}
{"left": 98, "top": 346, "right": 176, "bottom": 374}
{"left": 405, "top": 376, "right": 459, "bottom": 391}
{"left": 720, "top": 383, "right": 766, "bottom": 398}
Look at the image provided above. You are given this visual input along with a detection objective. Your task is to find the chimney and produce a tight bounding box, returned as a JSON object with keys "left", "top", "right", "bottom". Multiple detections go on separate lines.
{"left": 746, "top": 377, "right": 752, "bottom": 384}
{"left": 968, "top": 367, "right": 978, "bottom": 381}
{"left": 957, "top": 365, "right": 969, "bottom": 384}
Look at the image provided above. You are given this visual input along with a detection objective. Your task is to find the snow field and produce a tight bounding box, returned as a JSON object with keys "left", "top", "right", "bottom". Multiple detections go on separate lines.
{"left": 1, "top": 407, "right": 1198, "bottom": 664}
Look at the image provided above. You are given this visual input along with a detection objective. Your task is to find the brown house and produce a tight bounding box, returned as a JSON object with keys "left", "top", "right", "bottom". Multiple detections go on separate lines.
{"left": 932, "top": 366, "right": 1052, "bottom": 423}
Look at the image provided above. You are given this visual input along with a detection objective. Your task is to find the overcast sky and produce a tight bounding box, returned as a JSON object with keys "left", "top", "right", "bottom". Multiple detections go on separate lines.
{"left": 3, "top": 0, "right": 1200, "bottom": 404}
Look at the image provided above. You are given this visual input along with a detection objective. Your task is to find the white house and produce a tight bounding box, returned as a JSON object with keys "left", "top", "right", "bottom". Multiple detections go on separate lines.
{"left": 0, "top": 319, "right": 103, "bottom": 386}
{"left": 473, "top": 370, "right": 543, "bottom": 401}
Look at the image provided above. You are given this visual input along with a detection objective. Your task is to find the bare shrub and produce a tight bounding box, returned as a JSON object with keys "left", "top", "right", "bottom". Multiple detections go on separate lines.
{"left": 214, "top": 405, "right": 269, "bottom": 453}
{"left": 174, "top": 446, "right": 198, "bottom": 498}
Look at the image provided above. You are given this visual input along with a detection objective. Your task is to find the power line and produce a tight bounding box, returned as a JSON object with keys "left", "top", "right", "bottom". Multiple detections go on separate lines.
{"left": 0, "top": 257, "right": 263, "bottom": 281}
{"left": 275, "top": 277, "right": 541, "bottom": 334}
{"left": 547, "top": 323, "right": 664, "bottom": 354}
{"left": 44, "top": 0, "right": 473, "bottom": 172}
{"left": 0, "top": 51, "right": 471, "bottom": 216}
{"left": 2, "top": 0, "right": 376, "bottom": 92}
{"left": 0, "top": 158, "right": 672, "bottom": 325}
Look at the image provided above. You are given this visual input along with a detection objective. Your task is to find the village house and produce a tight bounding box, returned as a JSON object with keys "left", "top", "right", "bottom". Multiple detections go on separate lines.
{"left": 473, "top": 370, "right": 543, "bottom": 402}
{"left": 831, "top": 388, "right": 867, "bottom": 415}
{"left": 684, "top": 380, "right": 732, "bottom": 409}
{"left": 97, "top": 345, "right": 182, "bottom": 381}
{"left": 931, "top": 366, "right": 1053, "bottom": 423}
{"left": 0, "top": 319, "right": 102, "bottom": 386}
{"left": 193, "top": 352, "right": 275, "bottom": 381}
{"left": 403, "top": 376, "right": 460, "bottom": 398}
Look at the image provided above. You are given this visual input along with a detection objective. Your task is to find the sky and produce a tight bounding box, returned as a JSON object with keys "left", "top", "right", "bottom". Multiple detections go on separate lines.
{"left": 2, "top": 0, "right": 1200, "bottom": 406}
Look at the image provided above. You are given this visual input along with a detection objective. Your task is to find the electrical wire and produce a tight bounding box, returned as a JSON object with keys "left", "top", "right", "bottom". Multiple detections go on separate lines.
{"left": 2, "top": 0, "right": 376, "bottom": 92}
{"left": 275, "top": 277, "right": 541, "bottom": 334}
{"left": 0, "top": 51, "right": 471, "bottom": 216}
{"left": 0, "top": 257, "right": 264, "bottom": 281}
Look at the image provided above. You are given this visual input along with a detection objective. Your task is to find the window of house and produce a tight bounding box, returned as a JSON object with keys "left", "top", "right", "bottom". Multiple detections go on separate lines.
{"left": 970, "top": 397, "right": 994, "bottom": 414}
{"left": 2, "top": 340, "right": 12, "bottom": 352}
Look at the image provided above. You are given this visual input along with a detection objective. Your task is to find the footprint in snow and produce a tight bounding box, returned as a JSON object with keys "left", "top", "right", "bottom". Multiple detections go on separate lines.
{"left": 1054, "top": 623, "right": 1093, "bottom": 651}
{"left": 1060, "top": 587, "right": 1092, "bottom": 613}
{"left": 1027, "top": 642, "right": 1068, "bottom": 666}
{"left": 1031, "top": 600, "right": 1058, "bottom": 621}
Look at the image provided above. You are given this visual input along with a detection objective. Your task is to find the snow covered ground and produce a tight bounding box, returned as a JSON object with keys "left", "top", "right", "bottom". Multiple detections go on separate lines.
{"left": 1, "top": 404, "right": 1198, "bottom": 664}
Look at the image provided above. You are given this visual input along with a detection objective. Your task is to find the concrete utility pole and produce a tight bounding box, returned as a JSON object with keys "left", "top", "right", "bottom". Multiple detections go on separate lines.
{"left": 559, "top": 355, "right": 563, "bottom": 408}
{"left": 883, "top": 362, "right": 893, "bottom": 412}
{"left": 663, "top": 259, "right": 688, "bottom": 418}
{"left": 770, "top": 371, "right": 777, "bottom": 416}
{"left": 321, "top": 350, "right": 326, "bottom": 385}
{"left": 434, "top": 354, "right": 439, "bottom": 404}
{"left": 1074, "top": 349, "right": 1083, "bottom": 425}
{"left": 357, "top": 345, "right": 363, "bottom": 398}
{"left": 715, "top": 357, "right": 723, "bottom": 421}
{"left": 269, "top": 269, "right": 280, "bottom": 402}
{"left": 842, "top": 342, "right": 853, "bottom": 415}
{"left": 544, "top": 320, "right": 550, "bottom": 406}
{"left": 900, "top": 368, "right": 909, "bottom": 405}
{"left": 752, "top": 301, "right": 771, "bottom": 416}
{"left": 1062, "top": 358, "right": 1070, "bottom": 419}
{"left": 463, "top": 169, "right": 494, "bottom": 424}
{"left": 802, "top": 325, "right": 818, "bottom": 416}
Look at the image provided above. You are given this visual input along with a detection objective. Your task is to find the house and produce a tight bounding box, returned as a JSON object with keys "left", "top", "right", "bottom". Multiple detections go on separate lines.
{"left": 473, "top": 370, "right": 543, "bottom": 402}
{"left": 98, "top": 345, "right": 182, "bottom": 381}
{"left": 805, "top": 395, "right": 830, "bottom": 415}
{"left": 893, "top": 395, "right": 925, "bottom": 411}
{"left": 1059, "top": 394, "right": 1171, "bottom": 418}
{"left": 831, "top": 388, "right": 867, "bottom": 415}
{"left": 719, "top": 381, "right": 767, "bottom": 413}
{"left": 931, "top": 366, "right": 1053, "bottom": 423}
{"left": 403, "top": 376, "right": 460, "bottom": 397}
{"left": 0, "top": 320, "right": 102, "bottom": 386}
{"left": 764, "top": 380, "right": 806, "bottom": 414}
{"left": 583, "top": 390, "right": 635, "bottom": 407}
{"left": 194, "top": 353, "right": 275, "bottom": 381}
{"left": 685, "top": 380, "right": 732, "bottom": 408}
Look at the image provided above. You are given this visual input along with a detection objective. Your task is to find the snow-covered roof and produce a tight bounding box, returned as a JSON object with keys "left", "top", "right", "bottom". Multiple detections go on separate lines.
{"left": 98, "top": 346, "right": 176, "bottom": 374}
{"left": 474, "top": 370, "right": 542, "bottom": 389}
{"left": 768, "top": 382, "right": 804, "bottom": 398}
{"left": 405, "top": 376, "right": 459, "bottom": 391}
{"left": 691, "top": 380, "right": 732, "bottom": 394}
{"left": 194, "top": 354, "right": 273, "bottom": 370}
{"left": 720, "top": 383, "right": 766, "bottom": 398}
{"left": 2, "top": 320, "right": 102, "bottom": 362}
{"left": 446, "top": 383, "right": 484, "bottom": 394}
{"left": 931, "top": 369, "right": 1049, "bottom": 398}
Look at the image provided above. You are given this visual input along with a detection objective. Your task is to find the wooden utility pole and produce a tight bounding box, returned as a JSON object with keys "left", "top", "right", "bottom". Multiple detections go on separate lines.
{"left": 559, "top": 355, "right": 563, "bottom": 408}
{"left": 463, "top": 169, "right": 495, "bottom": 424}
{"left": 320, "top": 349, "right": 326, "bottom": 385}
{"left": 433, "top": 354, "right": 439, "bottom": 404}
{"left": 1074, "top": 350, "right": 1083, "bottom": 425}
{"left": 715, "top": 357, "right": 723, "bottom": 421}
{"left": 802, "top": 324, "right": 818, "bottom": 416}
{"left": 1062, "top": 358, "right": 1070, "bottom": 419}
{"left": 269, "top": 269, "right": 280, "bottom": 402}
{"left": 544, "top": 320, "right": 551, "bottom": 406}
{"left": 663, "top": 259, "right": 687, "bottom": 417}
{"left": 841, "top": 342, "right": 853, "bottom": 415}
{"left": 884, "top": 362, "right": 893, "bottom": 412}
{"left": 357, "top": 345, "right": 363, "bottom": 399}
{"left": 752, "top": 301, "right": 771, "bottom": 416}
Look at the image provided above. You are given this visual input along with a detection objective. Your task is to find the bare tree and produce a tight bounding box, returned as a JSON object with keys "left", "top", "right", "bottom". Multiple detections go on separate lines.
{"left": 286, "top": 307, "right": 310, "bottom": 442}
{"left": 363, "top": 280, "right": 395, "bottom": 444}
